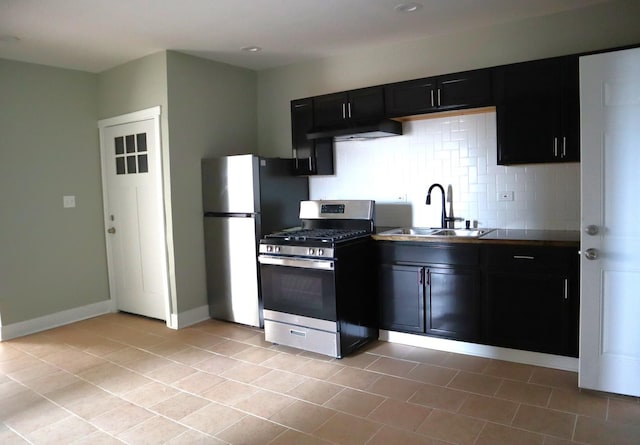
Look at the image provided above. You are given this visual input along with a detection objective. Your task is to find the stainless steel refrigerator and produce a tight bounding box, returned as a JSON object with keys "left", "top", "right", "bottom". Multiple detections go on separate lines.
{"left": 201, "top": 154, "right": 309, "bottom": 327}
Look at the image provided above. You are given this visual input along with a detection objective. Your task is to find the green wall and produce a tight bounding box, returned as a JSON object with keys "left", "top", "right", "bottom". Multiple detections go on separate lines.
{"left": 0, "top": 59, "right": 108, "bottom": 325}
{"left": 257, "top": 0, "right": 640, "bottom": 157}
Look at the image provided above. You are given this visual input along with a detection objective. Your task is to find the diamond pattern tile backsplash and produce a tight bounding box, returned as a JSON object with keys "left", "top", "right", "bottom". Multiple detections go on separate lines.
{"left": 309, "top": 110, "right": 580, "bottom": 230}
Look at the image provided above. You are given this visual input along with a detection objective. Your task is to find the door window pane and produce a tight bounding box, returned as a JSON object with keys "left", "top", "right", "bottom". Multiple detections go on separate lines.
{"left": 136, "top": 133, "right": 147, "bottom": 152}
{"left": 127, "top": 155, "right": 137, "bottom": 173}
{"left": 138, "top": 154, "right": 148, "bottom": 173}
{"left": 125, "top": 134, "right": 136, "bottom": 153}
{"left": 116, "top": 157, "right": 125, "bottom": 174}
{"left": 115, "top": 136, "right": 124, "bottom": 155}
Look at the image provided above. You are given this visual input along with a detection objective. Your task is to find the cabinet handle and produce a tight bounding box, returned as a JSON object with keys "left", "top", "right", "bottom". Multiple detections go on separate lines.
{"left": 430, "top": 90, "right": 435, "bottom": 107}
{"left": 553, "top": 137, "right": 559, "bottom": 157}
{"left": 426, "top": 269, "right": 431, "bottom": 286}
{"left": 563, "top": 278, "right": 569, "bottom": 300}
{"left": 437, "top": 89, "right": 441, "bottom": 107}
{"left": 513, "top": 255, "right": 535, "bottom": 260}
{"left": 418, "top": 269, "right": 423, "bottom": 285}
{"left": 342, "top": 103, "right": 346, "bottom": 119}
{"left": 308, "top": 157, "right": 313, "bottom": 171}
{"left": 347, "top": 102, "right": 352, "bottom": 119}
{"left": 562, "top": 137, "right": 567, "bottom": 158}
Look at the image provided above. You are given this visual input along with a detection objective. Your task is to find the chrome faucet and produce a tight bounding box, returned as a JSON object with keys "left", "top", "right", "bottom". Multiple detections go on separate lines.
{"left": 426, "top": 183, "right": 447, "bottom": 229}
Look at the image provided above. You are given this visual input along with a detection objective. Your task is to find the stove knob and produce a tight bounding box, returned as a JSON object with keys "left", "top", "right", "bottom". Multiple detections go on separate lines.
{"left": 266, "top": 245, "right": 273, "bottom": 253}
{"left": 318, "top": 249, "right": 324, "bottom": 256}
{"left": 275, "top": 246, "right": 281, "bottom": 253}
{"left": 308, "top": 248, "right": 315, "bottom": 256}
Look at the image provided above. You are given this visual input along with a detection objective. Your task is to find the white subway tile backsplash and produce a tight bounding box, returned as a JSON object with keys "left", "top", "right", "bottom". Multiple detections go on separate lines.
{"left": 309, "top": 111, "right": 580, "bottom": 230}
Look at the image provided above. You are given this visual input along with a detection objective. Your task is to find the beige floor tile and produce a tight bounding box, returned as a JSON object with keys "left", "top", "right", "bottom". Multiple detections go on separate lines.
{"left": 216, "top": 414, "right": 287, "bottom": 445}
{"left": 496, "top": 379, "right": 553, "bottom": 406}
{"left": 121, "top": 381, "right": 180, "bottom": 407}
{"left": 178, "top": 331, "right": 226, "bottom": 350}
{"left": 366, "top": 356, "right": 418, "bottom": 377}
{"left": 193, "top": 355, "right": 242, "bottom": 375}
{"left": 0, "top": 356, "right": 43, "bottom": 375}
{"left": 7, "top": 361, "right": 60, "bottom": 383}
{"left": 0, "top": 428, "right": 28, "bottom": 444}
{"left": 117, "top": 415, "right": 186, "bottom": 444}
{"left": 607, "top": 398, "right": 640, "bottom": 425}
{"left": 367, "top": 425, "right": 440, "bottom": 445}
{"left": 89, "top": 402, "right": 154, "bottom": 435}
{"left": 219, "top": 361, "right": 272, "bottom": 383}
{"left": 69, "top": 430, "right": 126, "bottom": 444}
{"left": 25, "top": 415, "right": 96, "bottom": 444}
{"left": 512, "top": 404, "right": 576, "bottom": 440}
{"left": 327, "top": 366, "right": 381, "bottom": 390}
{"left": 364, "top": 341, "right": 414, "bottom": 359}
{"left": 323, "top": 387, "right": 385, "bottom": 417}
{"left": 365, "top": 374, "right": 422, "bottom": 400}
{"left": 41, "top": 349, "right": 107, "bottom": 374}
{"left": 270, "top": 400, "right": 336, "bottom": 433}
{"left": 447, "top": 371, "right": 503, "bottom": 396}
{"left": 530, "top": 367, "right": 578, "bottom": 391}
{"left": 335, "top": 350, "right": 379, "bottom": 369}
{"left": 407, "top": 363, "right": 458, "bottom": 386}
{"left": 574, "top": 414, "right": 640, "bottom": 445}
{"left": 172, "top": 370, "right": 225, "bottom": 395}
{"left": 251, "top": 369, "right": 309, "bottom": 393}
{"left": 167, "top": 346, "right": 215, "bottom": 366}
{"left": 63, "top": 387, "right": 128, "bottom": 420}
{"left": 403, "top": 347, "right": 451, "bottom": 366}
{"left": 233, "top": 389, "right": 296, "bottom": 418}
{"left": 548, "top": 388, "right": 609, "bottom": 419}
{"left": 143, "top": 339, "right": 190, "bottom": 357}
{"left": 206, "top": 339, "right": 253, "bottom": 356}
{"left": 232, "top": 345, "right": 281, "bottom": 364}
{"left": 150, "top": 392, "right": 210, "bottom": 420}
{"left": 0, "top": 379, "right": 30, "bottom": 399}
{"left": 79, "top": 362, "right": 152, "bottom": 395}
{"left": 16, "top": 369, "right": 81, "bottom": 395}
{"left": 368, "top": 398, "right": 432, "bottom": 432}
{"left": 286, "top": 379, "right": 343, "bottom": 405}
{"left": 181, "top": 402, "right": 246, "bottom": 435}
{"left": 458, "top": 393, "right": 519, "bottom": 424}
{"left": 143, "top": 361, "right": 196, "bottom": 383}
{"left": 417, "top": 409, "right": 485, "bottom": 445}
{"left": 166, "top": 430, "right": 225, "bottom": 444}
{"left": 409, "top": 383, "right": 469, "bottom": 411}
{"left": 262, "top": 352, "right": 311, "bottom": 371}
{"left": 3, "top": 396, "right": 71, "bottom": 435}
{"left": 202, "top": 379, "right": 258, "bottom": 405}
{"left": 475, "top": 422, "right": 544, "bottom": 445}
{"left": 268, "top": 429, "right": 333, "bottom": 445}
{"left": 442, "top": 353, "right": 491, "bottom": 373}
{"left": 294, "top": 359, "right": 344, "bottom": 380}
{"left": 484, "top": 359, "right": 536, "bottom": 381}
{"left": 313, "top": 412, "right": 381, "bottom": 445}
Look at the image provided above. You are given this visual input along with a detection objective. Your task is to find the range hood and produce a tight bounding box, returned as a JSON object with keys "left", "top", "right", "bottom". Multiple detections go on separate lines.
{"left": 306, "top": 119, "right": 403, "bottom": 142}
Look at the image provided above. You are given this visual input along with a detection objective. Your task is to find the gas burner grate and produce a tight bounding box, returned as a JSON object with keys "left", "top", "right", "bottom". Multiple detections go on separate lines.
{"left": 266, "top": 228, "right": 368, "bottom": 243}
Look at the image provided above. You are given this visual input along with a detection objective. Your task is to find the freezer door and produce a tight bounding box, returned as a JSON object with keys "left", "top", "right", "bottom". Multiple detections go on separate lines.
{"left": 202, "top": 155, "right": 259, "bottom": 213}
{"left": 204, "top": 215, "right": 261, "bottom": 327}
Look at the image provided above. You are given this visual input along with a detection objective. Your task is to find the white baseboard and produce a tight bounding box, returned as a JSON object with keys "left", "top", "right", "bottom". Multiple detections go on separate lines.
{"left": 0, "top": 300, "right": 113, "bottom": 341}
{"left": 379, "top": 330, "right": 578, "bottom": 372}
{"left": 168, "top": 305, "right": 210, "bottom": 330}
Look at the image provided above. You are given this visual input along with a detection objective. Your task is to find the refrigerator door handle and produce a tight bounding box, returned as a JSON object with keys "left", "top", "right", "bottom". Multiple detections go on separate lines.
{"left": 204, "top": 212, "right": 256, "bottom": 218}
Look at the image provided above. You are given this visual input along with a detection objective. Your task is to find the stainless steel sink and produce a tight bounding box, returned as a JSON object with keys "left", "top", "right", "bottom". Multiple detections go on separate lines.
{"left": 378, "top": 227, "right": 495, "bottom": 238}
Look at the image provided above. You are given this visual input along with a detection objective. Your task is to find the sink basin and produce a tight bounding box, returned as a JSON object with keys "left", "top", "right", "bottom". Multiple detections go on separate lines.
{"left": 378, "top": 227, "right": 495, "bottom": 238}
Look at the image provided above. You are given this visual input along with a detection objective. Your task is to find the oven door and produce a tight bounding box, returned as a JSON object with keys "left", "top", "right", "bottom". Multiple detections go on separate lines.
{"left": 258, "top": 255, "right": 337, "bottom": 321}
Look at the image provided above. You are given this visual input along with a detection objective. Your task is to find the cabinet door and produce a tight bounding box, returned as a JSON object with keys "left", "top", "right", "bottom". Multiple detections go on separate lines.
{"left": 384, "top": 77, "right": 437, "bottom": 117}
{"left": 291, "top": 98, "right": 334, "bottom": 176}
{"left": 438, "top": 69, "right": 492, "bottom": 110}
{"left": 313, "top": 93, "right": 349, "bottom": 127}
{"left": 379, "top": 264, "right": 425, "bottom": 333}
{"left": 348, "top": 87, "right": 385, "bottom": 122}
{"left": 425, "top": 266, "right": 479, "bottom": 341}
{"left": 486, "top": 271, "right": 571, "bottom": 355}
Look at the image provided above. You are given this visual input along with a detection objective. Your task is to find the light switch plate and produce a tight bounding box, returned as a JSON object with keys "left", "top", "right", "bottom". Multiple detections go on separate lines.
{"left": 63, "top": 195, "right": 76, "bottom": 208}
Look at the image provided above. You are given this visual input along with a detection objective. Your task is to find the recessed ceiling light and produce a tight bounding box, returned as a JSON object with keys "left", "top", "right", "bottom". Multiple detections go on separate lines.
{"left": 0, "top": 35, "right": 21, "bottom": 44}
{"left": 394, "top": 2, "right": 423, "bottom": 13}
{"left": 241, "top": 46, "right": 262, "bottom": 53}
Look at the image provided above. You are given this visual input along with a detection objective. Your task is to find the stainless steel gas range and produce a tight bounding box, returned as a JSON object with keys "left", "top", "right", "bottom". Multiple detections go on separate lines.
{"left": 258, "top": 200, "right": 378, "bottom": 358}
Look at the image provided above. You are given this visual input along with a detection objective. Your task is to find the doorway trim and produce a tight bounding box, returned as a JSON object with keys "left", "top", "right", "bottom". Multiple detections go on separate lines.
{"left": 98, "top": 106, "right": 173, "bottom": 328}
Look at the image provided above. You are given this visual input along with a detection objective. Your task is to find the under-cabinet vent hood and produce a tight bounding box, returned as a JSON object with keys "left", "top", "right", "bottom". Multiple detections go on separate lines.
{"left": 307, "top": 119, "right": 403, "bottom": 142}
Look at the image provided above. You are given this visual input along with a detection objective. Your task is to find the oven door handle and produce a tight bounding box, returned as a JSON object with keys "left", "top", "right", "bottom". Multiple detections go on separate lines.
{"left": 258, "top": 255, "right": 334, "bottom": 270}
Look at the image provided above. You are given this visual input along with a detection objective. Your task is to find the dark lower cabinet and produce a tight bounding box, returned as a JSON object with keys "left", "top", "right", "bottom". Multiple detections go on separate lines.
{"left": 426, "top": 266, "right": 480, "bottom": 341}
{"left": 483, "top": 245, "right": 579, "bottom": 357}
{"left": 379, "top": 264, "right": 424, "bottom": 333}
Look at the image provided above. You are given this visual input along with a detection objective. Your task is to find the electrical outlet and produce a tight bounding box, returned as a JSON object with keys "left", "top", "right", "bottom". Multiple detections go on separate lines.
{"left": 63, "top": 195, "right": 76, "bottom": 208}
{"left": 498, "top": 191, "right": 514, "bottom": 201}
{"left": 396, "top": 193, "right": 407, "bottom": 202}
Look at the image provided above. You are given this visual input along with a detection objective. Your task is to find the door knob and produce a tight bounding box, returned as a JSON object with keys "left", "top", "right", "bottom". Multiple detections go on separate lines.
{"left": 107, "top": 227, "right": 116, "bottom": 234}
{"left": 584, "top": 225, "right": 599, "bottom": 236}
{"left": 585, "top": 248, "right": 599, "bottom": 260}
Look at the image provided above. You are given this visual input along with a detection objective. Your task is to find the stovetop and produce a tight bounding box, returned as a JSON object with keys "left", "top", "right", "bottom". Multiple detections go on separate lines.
{"left": 265, "top": 228, "right": 369, "bottom": 243}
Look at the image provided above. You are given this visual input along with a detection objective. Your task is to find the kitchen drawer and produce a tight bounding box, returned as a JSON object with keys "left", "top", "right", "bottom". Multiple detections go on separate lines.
{"left": 264, "top": 319, "right": 340, "bottom": 358}
{"left": 484, "top": 245, "right": 576, "bottom": 271}
{"left": 379, "top": 242, "right": 479, "bottom": 266}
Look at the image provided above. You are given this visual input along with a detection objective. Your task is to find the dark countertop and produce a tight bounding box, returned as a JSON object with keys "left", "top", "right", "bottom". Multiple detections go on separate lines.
{"left": 372, "top": 227, "right": 580, "bottom": 247}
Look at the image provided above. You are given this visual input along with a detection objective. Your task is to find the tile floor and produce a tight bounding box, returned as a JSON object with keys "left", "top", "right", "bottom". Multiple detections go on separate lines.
{"left": 1, "top": 313, "right": 640, "bottom": 445}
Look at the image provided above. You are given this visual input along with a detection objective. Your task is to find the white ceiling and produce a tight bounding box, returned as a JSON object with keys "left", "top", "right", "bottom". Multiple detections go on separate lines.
{"left": 0, "top": 0, "right": 610, "bottom": 73}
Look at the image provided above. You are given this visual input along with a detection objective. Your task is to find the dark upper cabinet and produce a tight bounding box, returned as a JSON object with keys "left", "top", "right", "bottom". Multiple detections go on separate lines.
{"left": 313, "top": 87, "right": 385, "bottom": 128}
{"left": 385, "top": 69, "right": 492, "bottom": 118}
{"left": 483, "top": 245, "right": 579, "bottom": 357}
{"left": 290, "top": 98, "right": 334, "bottom": 176}
{"left": 494, "top": 56, "right": 580, "bottom": 165}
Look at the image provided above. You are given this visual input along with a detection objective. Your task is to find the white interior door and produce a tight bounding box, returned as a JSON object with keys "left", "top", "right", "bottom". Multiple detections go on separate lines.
{"left": 579, "top": 48, "right": 640, "bottom": 397}
{"left": 99, "top": 107, "right": 169, "bottom": 322}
